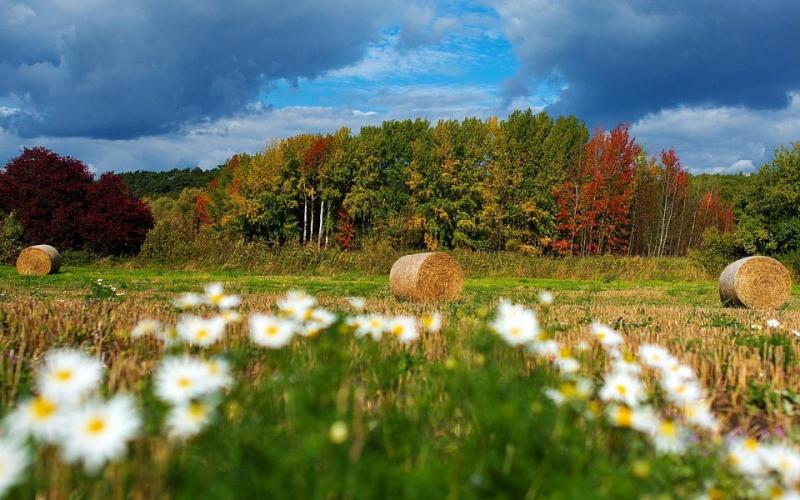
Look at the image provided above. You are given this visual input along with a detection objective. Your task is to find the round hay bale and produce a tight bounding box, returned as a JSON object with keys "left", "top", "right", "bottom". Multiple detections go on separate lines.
{"left": 389, "top": 252, "right": 464, "bottom": 302}
{"left": 16, "top": 245, "right": 62, "bottom": 276}
{"left": 719, "top": 256, "right": 791, "bottom": 309}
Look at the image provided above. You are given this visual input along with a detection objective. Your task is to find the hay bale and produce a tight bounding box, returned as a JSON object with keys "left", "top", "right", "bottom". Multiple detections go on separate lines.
{"left": 16, "top": 245, "right": 62, "bottom": 276}
{"left": 719, "top": 256, "right": 791, "bottom": 309}
{"left": 389, "top": 252, "right": 463, "bottom": 302}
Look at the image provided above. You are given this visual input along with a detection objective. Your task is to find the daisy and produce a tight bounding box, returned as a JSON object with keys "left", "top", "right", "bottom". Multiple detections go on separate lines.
{"left": 37, "top": 349, "right": 103, "bottom": 404}
{"left": 638, "top": 344, "right": 675, "bottom": 370}
{"left": 727, "top": 437, "right": 767, "bottom": 478}
{"left": 165, "top": 400, "right": 215, "bottom": 440}
{"left": 662, "top": 375, "right": 704, "bottom": 405}
{"left": 611, "top": 356, "right": 642, "bottom": 376}
{"left": 174, "top": 292, "right": 204, "bottom": 310}
{"left": 767, "top": 318, "right": 782, "bottom": 329}
{"left": 154, "top": 356, "right": 216, "bottom": 405}
{"left": 590, "top": 322, "right": 623, "bottom": 349}
{"left": 661, "top": 362, "right": 696, "bottom": 382}
{"left": 249, "top": 314, "right": 296, "bottom": 348}
{"left": 301, "top": 308, "right": 336, "bottom": 336}
{"left": 204, "top": 283, "right": 241, "bottom": 310}
{"left": 0, "top": 437, "right": 29, "bottom": 496}
{"left": 204, "top": 358, "right": 233, "bottom": 392}
{"left": 545, "top": 378, "right": 593, "bottom": 405}
{"left": 4, "top": 395, "right": 68, "bottom": 443}
{"left": 61, "top": 395, "right": 140, "bottom": 473}
{"left": 346, "top": 297, "right": 366, "bottom": 311}
{"left": 491, "top": 301, "right": 541, "bottom": 346}
{"left": 650, "top": 419, "right": 689, "bottom": 455}
{"left": 157, "top": 326, "right": 181, "bottom": 347}
{"left": 681, "top": 401, "right": 719, "bottom": 432}
{"left": 608, "top": 405, "right": 658, "bottom": 434}
{"left": 529, "top": 339, "right": 560, "bottom": 359}
{"left": 420, "top": 312, "right": 442, "bottom": 333}
{"left": 176, "top": 315, "right": 226, "bottom": 347}
{"left": 359, "top": 314, "right": 386, "bottom": 341}
{"left": 762, "top": 444, "right": 800, "bottom": 487}
{"left": 277, "top": 290, "right": 316, "bottom": 321}
{"left": 538, "top": 290, "right": 554, "bottom": 305}
{"left": 387, "top": 316, "right": 419, "bottom": 344}
{"left": 599, "top": 371, "right": 646, "bottom": 407}
{"left": 131, "top": 319, "right": 163, "bottom": 339}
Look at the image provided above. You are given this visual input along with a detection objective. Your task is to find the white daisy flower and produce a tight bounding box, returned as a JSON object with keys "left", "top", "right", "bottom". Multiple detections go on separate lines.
{"left": 767, "top": 318, "right": 781, "bottom": 329}
{"left": 60, "top": 395, "right": 140, "bottom": 473}
{"left": 157, "top": 326, "right": 181, "bottom": 347}
{"left": 762, "top": 443, "right": 800, "bottom": 487}
{"left": 681, "top": 401, "right": 719, "bottom": 432}
{"left": 37, "top": 349, "right": 103, "bottom": 404}
{"left": 0, "top": 437, "right": 30, "bottom": 496}
{"left": 529, "top": 339, "right": 560, "bottom": 359}
{"left": 277, "top": 290, "right": 316, "bottom": 321}
{"left": 420, "top": 312, "right": 442, "bottom": 333}
{"left": 165, "top": 400, "right": 215, "bottom": 440}
{"left": 661, "top": 362, "right": 696, "bottom": 382}
{"left": 590, "top": 322, "right": 623, "bottom": 348}
{"left": 301, "top": 308, "right": 336, "bottom": 336}
{"left": 662, "top": 375, "right": 704, "bottom": 405}
{"left": 204, "top": 358, "right": 233, "bottom": 392}
{"left": 608, "top": 405, "right": 659, "bottom": 434}
{"left": 176, "top": 315, "right": 226, "bottom": 347}
{"left": 4, "top": 395, "right": 69, "bottom": 443}
{"left": 387, "top": 316, "right": 419, "bottom": 344}
{"left": 174, "top": 292, "right": 204, "bottom": 310}
{"left": 249, "top": 314, "right": 296, "bottom": 348}
{"left": 650, "top": 420, "right": 689, "bottom": 455}
{"left": 638, "top": 344, "right": 676, "bottom": 370}
{"left": 545, "top": 378, "right": 593, "bottom": 405}
{"left": 346, "top": 297, "right": 366, "bottom": 311}
{"left": 154, "top": 356, "right": 217, "bottom": 405}
{"left": 359, "top": 314, "right": 386, "bottom": 341}
{"left": 599, "top": 372, "right": 646, "bottom": 407}
{"left": 727, "top": 437, "right": 767, "bottom": 478}
{"left": 491, "top": 301, "right": 541, "bottom": 346}
{"left": 538, "top": 290, "right": 554, "bottom": 305}
{"left": 131, "top": 319, "right": 163, "bottom": 339}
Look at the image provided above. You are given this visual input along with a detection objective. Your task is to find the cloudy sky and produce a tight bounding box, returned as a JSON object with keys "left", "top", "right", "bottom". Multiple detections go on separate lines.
{"left": 1, "top": 0, "right": 798, "bottom": 173}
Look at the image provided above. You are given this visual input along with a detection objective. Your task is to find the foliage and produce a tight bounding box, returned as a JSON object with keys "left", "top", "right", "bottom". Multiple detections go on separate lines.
{"left": 0, "top": 211, "right": 24, "bottom": 265}
{"left": 0, "top": 147, "right": 154, "bottom": 255}
{"left": 118, "top": 167, "right": 221, "bottom": 199}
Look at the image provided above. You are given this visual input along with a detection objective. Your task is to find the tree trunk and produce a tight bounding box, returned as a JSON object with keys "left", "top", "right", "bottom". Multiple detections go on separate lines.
{"left": 318, "top": 200, "right": 325, "bottom": 247}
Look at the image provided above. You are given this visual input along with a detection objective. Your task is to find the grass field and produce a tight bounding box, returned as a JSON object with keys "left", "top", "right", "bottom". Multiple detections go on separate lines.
{"left": 1, "top": 263, "right": 799, "bottom": 498}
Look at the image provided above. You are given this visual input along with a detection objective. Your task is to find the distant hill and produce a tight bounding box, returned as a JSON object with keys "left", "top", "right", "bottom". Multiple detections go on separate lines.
{"left": 119, "top": 167, "right": 221, "bottom": 199}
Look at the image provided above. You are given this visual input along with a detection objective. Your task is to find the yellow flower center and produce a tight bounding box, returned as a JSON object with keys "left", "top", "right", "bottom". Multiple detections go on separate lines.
{"left": 559, "top": 347, "right": 571, "bottom": 358}
{"left": 55, "top": 369, "right": 73, "bottom": 382}
{"left": 509, "top": 326, "right": 520, "bottom": 336}
{"left": 659, "top": 421, "right": 676, "bottom": 438}
{"left": 208, "top": 362, "right": 219, "bottom": 375}
{"left": 178, "top": 377, "right": 191, "bottom": 389}
{"left": 615, "top": 384, "right": 627, "bottom": 396}
{"left": 370, "top": 319, "right": 382, "bottom": 329}
{"left": 266, "top": 325, "right": 279, "bottom": 336}
{"left": 614, "top": 407, "right": 633, "bottom": 427}
{"left": 422, "top": 316, "right": 433, "bottom": 328}
{"left": 210, "top": 293, "right": 223, "bottom": 305}
{"left": 31, "top": 397, "right": 57, "bottom": 420}
{"left": 392, "top": 325, "right": 404, "bottom": 336}
{"left": 744, "top": 438, "right": 759, "bottom": 452}
{"left": 86, "top": 417, "right": 106, "bottom": 435}
{"left": 559, "top": 383, "right": 576, "bottom": 399}
{"left": 196, "top": 329, "right": 208, "bottom": 340}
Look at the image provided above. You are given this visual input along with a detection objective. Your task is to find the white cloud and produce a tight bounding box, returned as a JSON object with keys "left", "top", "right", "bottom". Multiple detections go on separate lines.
{"left": 632, "top": 92, "right": 800, "bottom": 173}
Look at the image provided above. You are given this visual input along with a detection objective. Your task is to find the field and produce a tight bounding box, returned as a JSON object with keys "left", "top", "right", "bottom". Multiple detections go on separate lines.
{"left": 1, "top": 263, "right": 799, "bottom": 498}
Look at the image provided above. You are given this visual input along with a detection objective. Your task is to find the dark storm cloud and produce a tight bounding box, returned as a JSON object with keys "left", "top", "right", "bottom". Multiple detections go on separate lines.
{"left": 491, "top": 0, "right": 800, "bottom": 126}
{"left": 0, "top": 0, "right": 401, "bottom": 139}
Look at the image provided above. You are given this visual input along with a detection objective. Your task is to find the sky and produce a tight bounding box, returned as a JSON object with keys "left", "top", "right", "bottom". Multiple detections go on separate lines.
{"left": 1, "top": 0, "right": 799, "bottom": 174}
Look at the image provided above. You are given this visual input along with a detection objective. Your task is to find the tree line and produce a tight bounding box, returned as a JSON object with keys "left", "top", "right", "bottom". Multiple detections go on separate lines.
{"left": 198, "top": 110, "right": 735, "bottom": 256}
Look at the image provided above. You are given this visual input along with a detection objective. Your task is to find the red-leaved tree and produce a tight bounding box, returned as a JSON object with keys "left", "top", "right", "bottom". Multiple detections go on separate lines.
{"left": 553, "top": 124, "right": 640, "bottom": 255}
{"left": 0, "top": 147, "right": 153, "bottom": 255}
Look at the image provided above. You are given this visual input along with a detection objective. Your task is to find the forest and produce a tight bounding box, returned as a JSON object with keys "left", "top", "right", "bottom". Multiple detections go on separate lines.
{"left": 189, "top": 110, "right": 741, "bottom": 257}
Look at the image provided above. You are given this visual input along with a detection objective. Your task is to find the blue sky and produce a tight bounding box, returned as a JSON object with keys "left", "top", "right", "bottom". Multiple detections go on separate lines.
{"left": 1, "top": 0, "right": 799, "bottom": 174}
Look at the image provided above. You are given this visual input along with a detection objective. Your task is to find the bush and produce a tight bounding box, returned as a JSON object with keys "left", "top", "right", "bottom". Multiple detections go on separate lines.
{"left": 689, "top": 227, "right": 743, "bottom": 277}
{"left": 0, "top": 147, "right": 154, "bottom": 255}
{"left": 0, "top": 211, "right": 24, "bottom": 265}
{"left": 139, "top": 217, "right": 196, "bottom": 262}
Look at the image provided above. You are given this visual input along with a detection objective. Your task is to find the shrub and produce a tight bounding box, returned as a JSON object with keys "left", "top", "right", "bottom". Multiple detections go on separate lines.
{"left": 139, "top": 217, "right": 196, "bottom": 262}
{"left": 0, "top": 211, "right": 24, "bottom": 265}
{"left": 0, "top": 147, "right": 154, "bottom": 255}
